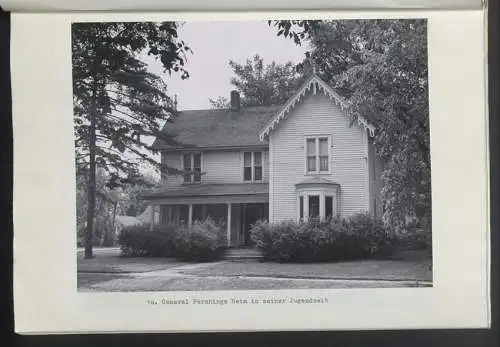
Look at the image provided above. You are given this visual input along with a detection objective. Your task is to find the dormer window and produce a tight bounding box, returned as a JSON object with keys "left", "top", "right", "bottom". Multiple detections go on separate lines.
{"left": 305, "top": 136, "right": 331, "bottom": 174}
{"left": 182, "top": 152, "right": 202, "bottom": 183}
{"left": 243, "top": 151, "right": 263, "bottom": 182}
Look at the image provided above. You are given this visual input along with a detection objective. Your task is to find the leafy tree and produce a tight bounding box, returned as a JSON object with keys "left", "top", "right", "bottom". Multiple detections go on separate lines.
{"left": 72, "top": 22, "right": 192, "bottom": 258}
{"left": 270, "top": 19, "right": 430, "bottom": 232}
{"left": 76, "top": 168, "right": 120, "bottom": 247}
{"left": 267, "top": 20, "right": 321, "bottom": 45}
{"left": 119, "top": 172, "right": 159, "bottom": 217}
{"left": 76, "top": 169, "right": 159, "bottom": 247}
{"left": 208, "top": 96, "right": 230, "bottom": 109}
{"left": 210, "top": 54, "right": 306, "bottom": 108}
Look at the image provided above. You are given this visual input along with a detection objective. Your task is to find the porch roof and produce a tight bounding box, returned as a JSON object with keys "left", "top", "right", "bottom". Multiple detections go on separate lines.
{"left": 295, "top": 177, "right": 340, "bottom": 186}
{"left": 142, "top": 183, "right": 269, "bottom": 200}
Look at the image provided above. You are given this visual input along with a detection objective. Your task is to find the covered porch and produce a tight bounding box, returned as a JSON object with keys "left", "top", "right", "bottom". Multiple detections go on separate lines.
{"left": 143, "top": 183, "right": 269, "bottom": 248}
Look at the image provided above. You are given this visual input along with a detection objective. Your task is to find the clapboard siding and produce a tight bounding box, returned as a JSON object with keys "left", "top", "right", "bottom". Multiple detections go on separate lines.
{"left": 269, "top": 90, "right": 369, "bottom": 222}
{"left": 161, "top": 149, "right": 269, "bottom": 187}
{"left": 162, "top": 151, "right": 183, "bottom": 187}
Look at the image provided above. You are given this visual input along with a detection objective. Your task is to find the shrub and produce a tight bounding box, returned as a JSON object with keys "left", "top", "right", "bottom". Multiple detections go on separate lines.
{"left": 250, "top": 213, "right": 394, "bottom": 262}
{"left": 393, "top": 226, "right": 432, "bottom": 252}
{"left": 118, "top": 219, "right": 227, "bottom": 261}
{"left": 344, "top": 212, "right": 393, "bottom": 257}
{"left": 173, "top": 218, "right": 227, "bottom": 262}
{"left": 249, "top": 219, "right": 274, "bottom": 256}
{"left": 251, "top": 218, "right": 368, "bottom": 262}
{"left": 118, "top": 224, "right": 176, "bottom": 257}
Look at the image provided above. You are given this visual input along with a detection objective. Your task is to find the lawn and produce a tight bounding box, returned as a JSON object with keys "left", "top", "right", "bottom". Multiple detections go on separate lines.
{"left": 78, "top": 273, "right": 133, "bottom": 288}
{"left": 77, "top": 248, "right": 188, "bottom": 273}
{"left": 77, "top": 247, "right": 432, "bottom": 292}
{"left": 177, "top": 259, "right": 432, "bottom": 282}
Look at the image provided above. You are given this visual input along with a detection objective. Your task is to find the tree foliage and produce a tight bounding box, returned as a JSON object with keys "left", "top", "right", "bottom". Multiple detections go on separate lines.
{"left": 270, "top": 19, "right": 430, "bottom": 232}
{"left": 267, "top": 20, "right": 321, "bottom": 45}
{"left": 208, "top": 96, "right": 230, "bottom": 109}
{"left": 76, "top": 169, "right": 159, "bottom": 247}
{"left": 210, "top": 54, "right": 306, "bottom": 108}
{"left": 72, "top": 22, "right": 192, "bottom": 257}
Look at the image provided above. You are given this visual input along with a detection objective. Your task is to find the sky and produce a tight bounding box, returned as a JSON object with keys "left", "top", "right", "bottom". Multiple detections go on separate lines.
{"left": 144, "top": 20, "right": 308, "bottom": 110}
{"left": 134, "top": 20, "right": 309, "bottom": 176}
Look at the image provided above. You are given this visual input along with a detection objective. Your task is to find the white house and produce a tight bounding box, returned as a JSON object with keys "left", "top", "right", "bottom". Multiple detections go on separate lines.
{"left": 143, "top": 73, "right": 383, "bottom": 247}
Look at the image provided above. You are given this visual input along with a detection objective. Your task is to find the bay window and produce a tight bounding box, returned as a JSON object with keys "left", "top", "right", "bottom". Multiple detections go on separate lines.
{"left": 299, "top": 196, "right": 304, "bottom": 220}
{"left": 308, "top": 195, "right": 320, "bottom": 219}
{"left": 325, "top": 196, "right": 334, "bottom": 220}
{"left": 297, "top": 190, "right": 338, "bottom": 221}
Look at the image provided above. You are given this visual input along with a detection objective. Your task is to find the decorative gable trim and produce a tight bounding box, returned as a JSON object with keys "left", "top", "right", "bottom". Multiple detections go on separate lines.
{"left": 259, "top": 74, "right": 376, "bottom": 141}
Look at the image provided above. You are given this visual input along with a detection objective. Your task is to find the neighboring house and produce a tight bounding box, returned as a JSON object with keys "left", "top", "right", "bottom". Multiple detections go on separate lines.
{"left": 143, "top": 73, "right": 383, "bottom": 247}
{"left": 115, "top": 205, "right": 160, "bottom": 234}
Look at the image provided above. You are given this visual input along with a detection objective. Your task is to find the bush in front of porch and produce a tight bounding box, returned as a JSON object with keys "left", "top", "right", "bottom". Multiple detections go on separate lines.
{"left": 250, "top": 212, "right": 401, "bottom": 263}
{"left": 118, "top": 225, "right": 177, "bottom": 257}
{"left": 173, "top": 219, "right": 227, "bottom": 262}
{"left": 117, "top": 218, "right": 227, "bottom": 262}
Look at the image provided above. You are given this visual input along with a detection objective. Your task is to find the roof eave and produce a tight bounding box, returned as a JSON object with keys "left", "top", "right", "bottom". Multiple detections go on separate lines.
{"left": 259, "top": 74, "right": 376, "bottom": 141}
{"left": 155, "top": 144, "right": 270, "bottom": 152}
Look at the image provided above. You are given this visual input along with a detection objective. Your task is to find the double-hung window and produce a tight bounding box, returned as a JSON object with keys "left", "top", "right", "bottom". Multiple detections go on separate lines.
{"left": 243, "top": 151, "right": 263, "bottom": 182}
{"left": 305, "top": 136, "right": 330, "bottom": 174}
{"left": 183, "top": 153, "right": 202, "bottom": 183}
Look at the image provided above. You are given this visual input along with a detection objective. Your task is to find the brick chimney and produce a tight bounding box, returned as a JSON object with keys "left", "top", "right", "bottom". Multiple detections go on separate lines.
{"left": 230, "top": 90, "right": 240, "bottom": 112}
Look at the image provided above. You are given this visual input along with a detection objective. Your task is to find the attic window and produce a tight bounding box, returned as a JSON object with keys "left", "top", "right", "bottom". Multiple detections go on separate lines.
{"left": 305, "top": 136, "right": 331, "bottom": 174}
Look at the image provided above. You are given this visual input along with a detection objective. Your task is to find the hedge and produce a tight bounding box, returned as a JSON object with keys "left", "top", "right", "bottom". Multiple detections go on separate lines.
{"left": 250, "top": 212, "right": 400, "bottom": 262}
{"left": 117, "top": 218, "right": 227, "bottom": 262}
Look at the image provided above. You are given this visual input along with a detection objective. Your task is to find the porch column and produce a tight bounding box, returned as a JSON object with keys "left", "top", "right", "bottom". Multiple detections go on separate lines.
{"left": 319, "top": 192, "right": 325, "bottom": 220}
{"left": 188, "top": 204, "right": 193, "bottom": 225}
{"left": 150, "top": 204, "right": 155, "bottom": 231}
{"left": 304, "top": 194, "right": 309, "bottom": 221}
{"left": 227, "top": 203, "right": 232, "bottom": 247}
{"left": 168, "top": 206, "right": 173, "bottom": 225}
{"left": 242, "top": 203, "right": 247, "bottom": 244}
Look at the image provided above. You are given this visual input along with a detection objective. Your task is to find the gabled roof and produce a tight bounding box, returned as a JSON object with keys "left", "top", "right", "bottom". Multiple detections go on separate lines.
{"left": 152, "top": 105, "right": 281, "bottom": 150}
{"left": 115, "top": 206, "right": 153, "bottom": 227}
{"left": 259, "top": 74, "right": 375, "bottom": 141}
{"left": 115, "top": 215, "right": 143, "bottom": 227}
{"left": 153, "top": 74, "right": 375, "bottom": 151}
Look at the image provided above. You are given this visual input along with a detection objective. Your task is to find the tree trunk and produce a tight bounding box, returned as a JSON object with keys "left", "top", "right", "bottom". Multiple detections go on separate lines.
{"left": 84, "top": 80, "right": 98, "bottom": 259}
{"left": 96, "top": 197, "right": 104, "bottom": 247}
{"left": 111, "top": 201, "right": 117, "bottom": 234}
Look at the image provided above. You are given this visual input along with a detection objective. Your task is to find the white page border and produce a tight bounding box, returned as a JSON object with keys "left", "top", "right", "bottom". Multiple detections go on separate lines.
{"left": 12, "top": 10, "right": 490, "bottom": 334}
{"left": 0, "top": 0, "right": 485, "bottom": 12}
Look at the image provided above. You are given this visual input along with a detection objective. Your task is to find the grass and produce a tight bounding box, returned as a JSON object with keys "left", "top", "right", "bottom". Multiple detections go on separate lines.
{"left": 77, "top": 248, "right": 188, "bottom": 274}
{"left": 77, "top": 247, "right": 432, "bottom": 291}
{"left": 77, "top": 273, "right": 133, "bottom": 288}
{"left": 177, "top": 259, "right": 432, "bottom": 282}
{"left": 79, "top": 273, "right": 429, "bottom": 292}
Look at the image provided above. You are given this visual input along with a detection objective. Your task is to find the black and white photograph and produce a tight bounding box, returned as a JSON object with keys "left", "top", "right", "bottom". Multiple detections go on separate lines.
{"left": 73, "top": 18, "right": 432, "bottom": 292}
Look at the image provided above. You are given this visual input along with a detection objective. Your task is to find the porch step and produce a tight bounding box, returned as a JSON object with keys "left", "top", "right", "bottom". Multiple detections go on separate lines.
{"left": 224, "top": 247, "right": 264, "bottom": 261}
